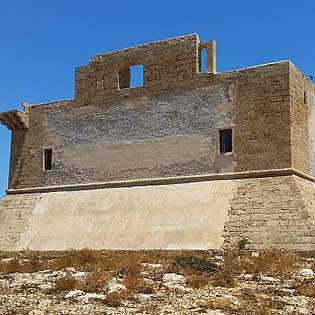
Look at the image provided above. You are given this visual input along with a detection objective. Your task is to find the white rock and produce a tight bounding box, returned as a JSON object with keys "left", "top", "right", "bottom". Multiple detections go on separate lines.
{"left": 64, "top": 267, "right": 76, "bottom": 273}
{"left": 214, "top": 255, "right": 224, "bottom": 261}
{"left": 135, "top": 293, "right": 152, "bottom": 303}
{"left": 106, "top": 278, "right": 126, "bottom": 294}
{"left": 239, "top": 273, "right": 253, "bottom": 280}
{"left": 143, "top": 278, "right": 155, "bottom": 285}
{"left": 298, "top": 308, "right": 309, "bottom": 315}
{"left": 1, "top": 258, "right": 15, "bottom": 262}
{"left": 284, "top": 306, "right": 295, "bottom": 313}
{"left": 142, "top": 263, "right": 163, "bottom": 270}
{"left": 76, "top": 293, "right": 105, "bottom": 303}
{"left": 163, "top": 273, "right": 186, "bottom": 289}
{"left": 50, "top": 270, "right": 65, "bottom": 278}
{"left": 72, "top": 271, "right": 86, "bottom": 279}
{"left": 38, "top": 299, "right": 52, "bottom": 309}
{"left": 260, "top": 275, "right": 279, "bottom": 283}
{"left": 65, "top": 289, "right": 84, "bottom": 299}
{"left": 298, "top": 269, "right": 314, "bottom": 279}
{"left": 251, "top": 251, "right": 260, "bottom": 258}
{"left": 38, "top": 269, "right": 52, "bottom": 274}
{"left": 207, "top": 310, "right": 225, "bottom": 315}
{"left": 38, "top": 283, "right": 53, "bottom": 291}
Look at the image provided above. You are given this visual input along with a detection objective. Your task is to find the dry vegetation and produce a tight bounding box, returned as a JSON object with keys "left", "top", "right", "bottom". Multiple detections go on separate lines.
{"left": 0, "top": 248, "right": 313, "bottom": 314}
{"left": 0, "top": 248, "right": 304, "bottom": 288}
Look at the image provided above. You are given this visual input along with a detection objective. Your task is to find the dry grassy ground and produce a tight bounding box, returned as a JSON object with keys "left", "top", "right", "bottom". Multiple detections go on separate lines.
{"left": 0, "top": 249, "right": 314, "bottom": 314}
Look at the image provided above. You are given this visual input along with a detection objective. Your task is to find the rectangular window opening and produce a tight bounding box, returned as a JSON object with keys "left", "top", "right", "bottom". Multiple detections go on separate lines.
{"left": 219, "top": 129, "right": 233, "bottom": 154}
{"left": 130, "top": 64, "right": 144, "bottom": 88}
{"left": 119, "top": 64, "right": 144, "bottom": 89}
{"left": 43, "top": 148, "right": 53, "bottom": 171}
{"left": 199, "top": 48, "right": 207, "bottom": 73}
{"left": 304, "top": 91, "right": 308, "bottom": 105}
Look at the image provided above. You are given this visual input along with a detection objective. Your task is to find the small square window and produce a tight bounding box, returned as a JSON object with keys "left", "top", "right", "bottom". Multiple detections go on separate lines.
{"left": 219, "top": 129, "right": 233, "bottom": 154}
{"left": 118, "top": 64, "right": 144, "bottom": 89}
{"left": 43, "top": 148, "right": 53, "bottom": 171}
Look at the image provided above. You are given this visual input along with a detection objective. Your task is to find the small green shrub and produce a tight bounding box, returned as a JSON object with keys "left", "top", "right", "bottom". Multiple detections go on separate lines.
{"left": 238, "top": 237, "right": 249, "bottom": 250}
{"left": 171, "top": 255, "right": 218, "bottom": 274}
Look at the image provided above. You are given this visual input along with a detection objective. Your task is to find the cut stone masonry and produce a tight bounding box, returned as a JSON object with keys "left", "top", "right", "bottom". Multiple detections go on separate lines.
{"left": 0, "top": 33, "right": 315, "bottom": 251}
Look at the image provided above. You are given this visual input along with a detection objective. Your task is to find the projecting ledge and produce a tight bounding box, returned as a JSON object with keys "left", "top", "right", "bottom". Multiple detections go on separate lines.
{"left": 0, "top": 103, "right": 30, "bottom": 130}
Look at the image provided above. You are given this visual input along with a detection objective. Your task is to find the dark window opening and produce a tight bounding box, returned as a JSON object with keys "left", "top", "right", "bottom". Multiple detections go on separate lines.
{"left": 199, "top": 48, "right": 207, "bottom": 73}
{"left": 44, "top": 148, "right": 53, "bottom": 171}
{"left": 119, "top": 64, "right": 144, "bottom": 89}
{"left": 119, "top": 68, "right": 130, "bottom": 89}
{"left": 304, "top": 91, "right": 308, "bottom": 105}
{"left": 219, "top": 129, "right": 233, "bottom": 154}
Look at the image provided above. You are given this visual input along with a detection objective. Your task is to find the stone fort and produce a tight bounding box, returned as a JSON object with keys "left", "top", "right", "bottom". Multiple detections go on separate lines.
{"left": 1, "top": 33, "right": 315, "bottom": 251}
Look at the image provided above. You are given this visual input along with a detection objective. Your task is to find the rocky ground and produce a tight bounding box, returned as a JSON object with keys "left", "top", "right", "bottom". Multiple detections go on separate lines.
{"left": 0, "top": 249, "right": 314, "bottom": 314}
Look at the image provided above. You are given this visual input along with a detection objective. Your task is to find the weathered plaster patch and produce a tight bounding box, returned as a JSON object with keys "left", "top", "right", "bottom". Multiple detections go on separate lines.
{"left": 15, "top": 180, "right": 235, "bottom": 251}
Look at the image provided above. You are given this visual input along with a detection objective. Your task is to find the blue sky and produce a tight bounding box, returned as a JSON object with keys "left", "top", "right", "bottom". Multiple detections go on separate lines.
{"left": 0, "top": 0, "right": 314, "bottom": 196}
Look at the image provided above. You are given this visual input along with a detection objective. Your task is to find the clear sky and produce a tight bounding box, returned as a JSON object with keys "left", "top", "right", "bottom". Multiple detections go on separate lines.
{"left": 0, "top": 0, "right": 314, "bottom": 196}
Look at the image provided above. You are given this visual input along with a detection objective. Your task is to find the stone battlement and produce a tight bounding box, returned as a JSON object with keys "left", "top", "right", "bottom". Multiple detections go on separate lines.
{"left": 75, "top": 33, "right": 216, "bottom": 105}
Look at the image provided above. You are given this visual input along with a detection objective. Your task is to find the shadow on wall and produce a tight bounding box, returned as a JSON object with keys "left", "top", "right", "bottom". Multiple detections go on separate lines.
{"left": 0, "top": 125, "right": 10, "bottom": 198}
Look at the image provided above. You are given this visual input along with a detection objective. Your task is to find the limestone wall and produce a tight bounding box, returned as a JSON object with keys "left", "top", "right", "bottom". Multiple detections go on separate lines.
{"left": 8, "top": 61, "right": 294, "bottom": 190}
{"left": 3, "top": 180, "right": 236, "bottom": 251}
{"left": 1, "top": 174, "right": 315, "bottom": 251}
{"left": 289, "top": 63, "right": 315, "bottom": 176}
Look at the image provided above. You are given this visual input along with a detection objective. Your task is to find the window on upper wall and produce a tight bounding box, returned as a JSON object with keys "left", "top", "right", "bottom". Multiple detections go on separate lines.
{"left": 219, "top": 129, "right": 233, "bottom": 154}
{"left": 43, "top": 148, "right": 53, "bottom": 171}
{"left": 199, "top": 48, "right": 207, "bottom": 73}
{"left": 304, "top": 91, "right": 308, "bottom": 105}
{"left": 130, "top": 64, "right": 144, "bottom": 88}
{"left": 119, "top": 64, "right": 144, "bottom": 89}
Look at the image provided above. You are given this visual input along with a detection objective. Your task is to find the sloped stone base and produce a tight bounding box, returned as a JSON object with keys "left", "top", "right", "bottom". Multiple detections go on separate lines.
{"left": 224, "top": 175, "right": 315, "bottom": 250}
{"left": 0, "top": 174, "right": 315, "bottom": 251}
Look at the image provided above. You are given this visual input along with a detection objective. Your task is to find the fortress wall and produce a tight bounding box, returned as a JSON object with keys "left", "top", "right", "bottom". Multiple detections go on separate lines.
{"left": 9, "top": 62, "right": 294, "bottom": 191}
{"left": 0, "top": 193, "right": 39, "bottom": 251}
{"left": 289, "top": 63, "right": 315, "bottom": 176}
{"left": 43, "top": 84, "right": 236, "bottom": 186}
{"left": 1, "top": 174, "right": 315, "bottom": 251}
{"left": 224, "top": 175, "right": 315, "bottom": 250}
{"left": 9, "top": 83, "right": 236, "bottom": 189}
{"left": 234, "top": 61, "right": 291, "bottom": 172}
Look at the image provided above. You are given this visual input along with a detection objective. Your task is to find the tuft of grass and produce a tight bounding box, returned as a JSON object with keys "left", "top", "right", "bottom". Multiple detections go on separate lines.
{"left": 50, "top": 248, "right": 100, "bottom": 271}
{"left": 76, "top": 269, "right": 111, "bottom": 293}
{"left": 197, "top": 297, "right": 234, "bottom": 313}
{"left": 54, "top": 276, "right": 78, "bottom": 291}
{"left": 123, "top": 275, "right": 155, "bottom": 294}
{"left": 238, "top": 249, "right": 298, "bottom": 278}
{"left": 0, "top": 252, "right": 45, "bottom": 274}
{"left": 295, "top": 280, "right": 315, "bottom": 297}
{"left": 103, "top": 291, "right": 129, "bottom": 307}
{"left": 212, "top": 249, "right": 239, "bottom": 287}
{"left": 186, "top": 273, "right": 209, "bottom": 288}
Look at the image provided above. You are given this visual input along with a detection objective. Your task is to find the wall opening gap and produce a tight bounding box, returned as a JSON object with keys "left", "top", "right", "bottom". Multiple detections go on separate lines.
{"left": 304, "top": 91, "right": 308, "bottom": 105}
{"left": 219, "top": 129, "right": 233, "bottom": 154}
{"left": 130, "top": 64, "right": 144, "bottom": 88}
{"left": 43, "top": 148, "right": 53, "bottom": 171}
{"left": 200, "top": 48, "right": 207, "bottom": 73}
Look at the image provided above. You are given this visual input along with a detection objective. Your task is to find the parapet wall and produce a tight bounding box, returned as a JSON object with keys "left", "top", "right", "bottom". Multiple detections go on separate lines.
{"left": 75, "top": 34, "right": 216, "bottom": 106}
